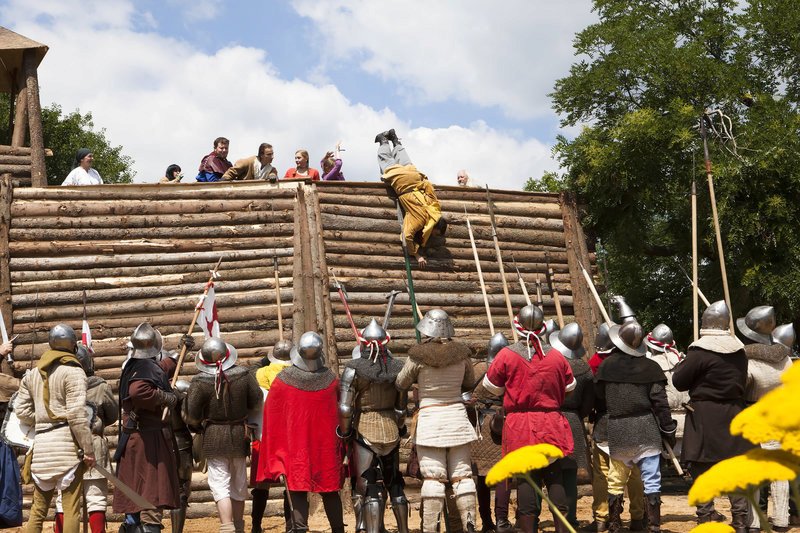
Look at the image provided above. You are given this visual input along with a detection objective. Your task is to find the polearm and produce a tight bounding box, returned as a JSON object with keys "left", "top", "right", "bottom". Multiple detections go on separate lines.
{"left": 274, "top": 256, "right": 284, "bottom": 341}
{"left": 676, "top": 260, "right": 711, "bottom": 307}
{"left": 692, "top": 179, "right": 700, "bottom": 341}
{"left": 162, "top": 256, "right": 223, "bottom": 421}
{"left": 465, "top": 207, "right": 495, "bottom": 335}
{"left": 700, "top": 113, "right": 735, "bottom": 335}
{"left": 394, "top": 201, "right": 422, "bottom": 343}
{"left": 578, "top": 259, "right": 613, "bottom": 326}
{"left": 331, "top": 273, "right": 362, "bottom": 343}
{"left": 486, "top": 187, "right": 518, "bottom": 342}
{"left": 545, "top": 253, "right": 565, "bottom": 329}
{"left": 535, "top": 276, "right": 544, "bottom": 311}
{"left": 511, "top": 255, "right": 532, "bottom": 307}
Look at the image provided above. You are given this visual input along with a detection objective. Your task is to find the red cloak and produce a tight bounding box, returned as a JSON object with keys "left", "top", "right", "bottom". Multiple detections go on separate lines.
{"left": 256, "top": 376, "right": 344, "bottom": 492}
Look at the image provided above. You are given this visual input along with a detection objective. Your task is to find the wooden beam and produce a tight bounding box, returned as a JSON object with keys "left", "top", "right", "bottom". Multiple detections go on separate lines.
{"left": 0, "top": 176, "right": 13, "bottom": 364}
{"left": 11, "top": 75, "right": 27, "bottom": 147}
{"left": 22, "top": 49, "right": 46, "bottom": 187}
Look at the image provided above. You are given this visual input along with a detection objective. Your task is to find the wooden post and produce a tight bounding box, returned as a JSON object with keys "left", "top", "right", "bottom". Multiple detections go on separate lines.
{"left": 11, "top": 75, "right": 27, "bottom": 147}
{"left": 23, "top": 49, "right": 46, "bottom": 187}
{"left": 0, "top": 176, "right": 13, "bottom": 374}
{"left": 560, "top": 192, "right": 599, "bottom": 353}
{"left": 291, "top": 186, "right": 307, "bottom": 346}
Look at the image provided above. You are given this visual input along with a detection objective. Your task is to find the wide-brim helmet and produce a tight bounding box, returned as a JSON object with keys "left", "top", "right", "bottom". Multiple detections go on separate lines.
{"left": 645, "top": 323, "right": 674, "bottom": 352}
{"left": 608, "top": 321, "right": 646, "bottom": 357}
{"left": 269, "top": 339, "right": 293, "bottom": 364}
{"left": 49, "top": 323, "right": 77, "bottom": 354}
{"left": 486, "top": 332, "right": 510, "bottom": 364}
{"left": 736, "top": 305, "right": 776, "bottom": 345}
{"left": 549, "top": 322, "right": 585, "bottom": 359}
{"left": 290, "top": 331, "right": 326, "bottom": 372}
{"left": 416, "top": 309, "right": 455, "bottom": 340}
{"left": 595, "top": 322, "right": 614, "bottom": 351}
{"left": 772, "top": 323, "right": 796, "bottom": 349}
{"left": 130, "top": 323, "right": 163, "bottom": 359}
{"left": 196, "top": 337, "right": 238, "bottom": 374}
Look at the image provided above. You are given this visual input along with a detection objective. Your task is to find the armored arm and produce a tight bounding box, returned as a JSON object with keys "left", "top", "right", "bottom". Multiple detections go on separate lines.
{"left": 337, "top": 367, "right": 357, "bottom": 439}
{"left": 394, "top": 389, "right": 408, "bottom": 429}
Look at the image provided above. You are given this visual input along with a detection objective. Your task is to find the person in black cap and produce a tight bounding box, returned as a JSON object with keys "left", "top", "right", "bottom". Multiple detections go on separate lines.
{"left": 62, "top": 148, "right": 103, "bottom": 186}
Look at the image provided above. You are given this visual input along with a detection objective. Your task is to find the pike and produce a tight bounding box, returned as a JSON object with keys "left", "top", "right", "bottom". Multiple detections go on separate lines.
{"left": 676, "top": 261, "right": 711, "bottom": 307}
{"left": 485, "top": 187, "right": 518, "bottom": 342}
{"left": 535, "top": 275, "right": 544, "bottom": 312}
{"left": 578, "top": 259, "right": 613, "bottom": 326}
{"left": 700, "top": 113, "right": 735, "bottom": 335}
{"left": 511, "top": 255, "right": 532, "bottom": 307}
{"left": 545, "top": 252, "right": 564, "bottom": 328}
{"left": 383, "top": 289, "right": 402, "bottom": 330}
{"left": 331, "top": 273, "right": 361, "bottom": 343}
{"left": 394, "top": 201, "right": 422, "bottom": 343}
{"left": 691, "top": 178, "right": 700, "bottom": 341}
{"left": 162, "top": 256, "right": 224, "bottom": 421}
{"left": 465, "top": 207, "right": 494, "bottom": 335}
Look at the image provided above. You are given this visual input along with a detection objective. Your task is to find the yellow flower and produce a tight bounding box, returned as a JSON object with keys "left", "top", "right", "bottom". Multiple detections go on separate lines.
{"left": 748, "top": 382, "right": 800, "bottom": 431}
{"left": 688, "top": 448, "right": 800, "bottom": 505}
{"left": 485, "top": 444, "right": 564, "bottom": 486}
{"left": 689, "top": 523, "right": 735, "bottom": 533}
{"left": 781, "top": 360, "right": 800, "bottom": 384}
{"left": 731, "top": 404, "right": 789, "bottom": 444}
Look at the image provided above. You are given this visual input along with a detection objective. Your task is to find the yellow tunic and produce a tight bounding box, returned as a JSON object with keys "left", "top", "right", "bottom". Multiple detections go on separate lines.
{"left": 382, "top": 165, "right": 441, "bottom": 255}
{"left": 255, "top": 362, "right": 289, "bottom": 391}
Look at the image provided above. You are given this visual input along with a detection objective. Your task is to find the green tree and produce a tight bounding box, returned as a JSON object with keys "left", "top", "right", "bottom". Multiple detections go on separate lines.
{"left": 550, "top": 0, "right": 800, "bottom": 343}
{"left": 523, "top": 171, "right": 567, "bottom": 193}
{"left": 0, "top": 94, "right": 135, "bottom": 184}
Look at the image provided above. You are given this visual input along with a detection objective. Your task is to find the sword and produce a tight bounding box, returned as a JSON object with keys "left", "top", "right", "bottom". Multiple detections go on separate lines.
{"left": 383, "top": 290, "right": 402, "bottom": 330}
{"left": 92, "top": 463, "right": 156, "bottom": 509}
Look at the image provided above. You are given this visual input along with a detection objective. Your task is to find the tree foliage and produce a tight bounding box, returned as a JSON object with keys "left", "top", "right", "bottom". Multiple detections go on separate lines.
{"left": 0, "top": 94, "right": 135, "bottom": 184}
{"left": 550, "top": 0, "right": 800, "bottom": 344}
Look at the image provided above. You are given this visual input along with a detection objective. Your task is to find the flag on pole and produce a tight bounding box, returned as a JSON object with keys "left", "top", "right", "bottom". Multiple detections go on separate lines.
{"left": 197, "top": 282, "right": 220, "bottom": 339}
{"left": 81, "top": 318, "right": 94, "bottom": 354}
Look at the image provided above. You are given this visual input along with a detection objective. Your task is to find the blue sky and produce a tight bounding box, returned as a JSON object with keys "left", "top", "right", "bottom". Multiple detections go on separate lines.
{"left": 2, "top": 0, "right": 596, "bottom": 188}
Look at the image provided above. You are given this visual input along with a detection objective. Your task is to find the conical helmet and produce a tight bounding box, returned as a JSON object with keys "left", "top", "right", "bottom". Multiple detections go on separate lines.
{"left": 486, "top": 332, "right": 510, "bottom": 364}
{"left": 645, "top": 323, "right": 674, "bottom": 352}
{"left": 290, "top": 331, "right": 326, "bottom": 371}
{"left": 608, "top": 321, "right": 646, "bottom": 357}
{"left": 701, "top": 300, "right": 730, "bottom": 331}
{"left": 517, "top": 305, "right": 544, "bottom": 332}
{"left": 736, "top": 306, "right": 776, "bottom": 345}
{"left": 352, "top": 319, "right": 390, "bottom": 359}
{"left": 549, "top": 322, "right": 585, "bottom": 359}
{"left": 416, "top": 309, "right": 455, "bottom": 339}
{"left": 48, "top": 324, "right": 77, "bottom": 354}
{"left": 772, "top": 323, "right": 796, "bottom": 349}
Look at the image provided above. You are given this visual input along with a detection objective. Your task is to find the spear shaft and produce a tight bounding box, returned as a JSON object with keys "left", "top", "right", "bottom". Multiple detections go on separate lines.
{"left": 486, "top": 187, "right": 518, "bottom": 342}
{"left": 465, "top": 208, "right": 494, "bottom": 335}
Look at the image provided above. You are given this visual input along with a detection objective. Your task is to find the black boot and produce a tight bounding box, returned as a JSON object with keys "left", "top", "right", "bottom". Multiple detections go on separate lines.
{"left": 516, "top": 515, "right": 537, "bottom": 533}
{"left": 495, "top": 518, "right": 514, "bottom": 533}
{"left": 386, "top": 128, "right": 401, "bottom": 146}
{"left": 645, "top": 493, "right": 661, "bottom": 533}
{"left": 607, "top": 495, "right": 624, "bottom": 533}
{"left": 374, "top": 131, "right": 390, "bottom": 144}
{"left": 629, "top": 517, "right": 647, "bottom": 531}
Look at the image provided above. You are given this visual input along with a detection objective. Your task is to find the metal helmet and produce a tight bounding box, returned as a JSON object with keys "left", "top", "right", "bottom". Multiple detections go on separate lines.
{"left": 129, "top": 323, "right": 163, "bottom": 359}
{"left": 595, "top": 322, "right": 614, "bottom": 351}
{"left": 645, "top": 323, "right": 674, "bottom": 353}
{"left": 701, "top": 300, "right": 730, "bottom": 331}
{"left": 772, "top": 323, "right": 796, "bottom": 349}
{"left": 352, "top": 319, "right": 389, "bottom": 359}
{"left": 269, "top": 339, "right": 293, "bottom": 364}
{"left": 608, "top": 321, "right": 646, "bottom": 357}
{"left": 486, "top": 332, "right": 510, "bottom": 364}
{"left": 416, "top": 309, "right": 455, "bottom": 339}
{"left": 517, "top": 305, "right": 544, "bottom": 332}
{"left": 290, "top": 331, "right": 326, "bottom": 372}
{"left": 75, "top": 345, "right": 94, "bottom": 375}
{"left": 736, "top": 306, "right": 776, "bottom": 345}
{"left": 612, "top": 295, "right": 636, "bottom": 323}
{"left": 544, "top": 319, "right": 559, "bottom": 336}
{"left": 196, "top": 337, "right": 238, "bottom": 374}
{"left": 549, "top": 322, "right": 585, "bottom": 359}
{"left": 48, "top": 324, "right": 77, "bottom": 353}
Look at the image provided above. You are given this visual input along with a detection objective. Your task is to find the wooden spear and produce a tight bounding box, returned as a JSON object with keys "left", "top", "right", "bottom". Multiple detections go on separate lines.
{"left": 511, "top": 255, "right": 532, "bottom": 307}
{"left": 700, "top": 114, "right": 735, "bottom": 335}
{"left": 486, "top": 187, "right": 518, "bottom": 342}
{"left": 578, "top": 259, "right": 613, "bottom": 326}
{"left": 465, "top": 207, "right": 494, "bottom": 335}
{"left": 535, "top": 275, "right": 544, "bottom": 312}
{"left": 545, "top": 252, "right": 565, "bottom": 329}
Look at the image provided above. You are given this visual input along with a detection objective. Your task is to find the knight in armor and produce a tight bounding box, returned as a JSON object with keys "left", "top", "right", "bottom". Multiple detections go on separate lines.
{"left": 644, "top": 324, "right": 689, "bottom": 457}
{"left": 482, "top": 304, "right": 575, "bottom": 533}
{"left": 250, "top": 339, "right": 292, "bottom": 533}
{"left": 52, "top": 344, "right": 117, "bottom": 533}
{"left": 15, "top": 324, "right": 95, "bottom": 533}
{"left": 256, "top": 331, "right": 345, "bottom": 533}
{"left": 672, "top": 301, "right": 753, "bottom": 531}
{"left": 114, "top": 323, "right": 181, "bottom": 533}
{"left": 469, "top": 332, "right": 512, "bottom": 533}
{"left": 185, "top": 338, "right": 261, "bottom": 533}
{"left": 338, "top": 319, "right": 409, "bottom": 533}
{"left": 595, "top": 320, "right": 676, "bottom": 533}
{"left": 396, "top": 309, "right": 478, "bottom": 533}
{"left": 736, "top": 306, "right": 793, "bottom": 531}
{"left": 550, "top": 323, "right": 594, "bottom": 529}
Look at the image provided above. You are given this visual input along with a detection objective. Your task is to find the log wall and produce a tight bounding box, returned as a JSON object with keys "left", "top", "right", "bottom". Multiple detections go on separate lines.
{"left": 2, "top": 179, "right": 598, "bottom": 518}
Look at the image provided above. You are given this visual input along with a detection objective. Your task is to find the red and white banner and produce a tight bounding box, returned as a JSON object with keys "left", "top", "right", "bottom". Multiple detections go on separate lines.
{"left": 81, "top": 318, "right": 94, "bottom": 354}
{"left": 198, "top": 282, "right": 220, "bottom": 340}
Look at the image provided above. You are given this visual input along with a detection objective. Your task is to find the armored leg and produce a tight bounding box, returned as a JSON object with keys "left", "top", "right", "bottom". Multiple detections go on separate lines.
{"left": 353, "top": 442, "right": 379, "bottom": 531}
{"left": 364, "top": 497, "right": 385, "bottom": 533}
{"left": 391, "top": 495, "right": 410, "bottom": 533}
{"left": 170, "top": 508, "right": 187, "bottom": 533}
{"left": 352, "top": 493, "right": 366, "bottom": 533}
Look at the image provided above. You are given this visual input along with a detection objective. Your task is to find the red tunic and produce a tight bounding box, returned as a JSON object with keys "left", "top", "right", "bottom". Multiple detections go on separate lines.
{"left": 256, "top": 376, "right": 344, "bottom": 492}
{"left": 588, "top": 351, "right": 610, "bottom": 375}
{"left": 486, "top": 347, "right": 574, "bottom": 457}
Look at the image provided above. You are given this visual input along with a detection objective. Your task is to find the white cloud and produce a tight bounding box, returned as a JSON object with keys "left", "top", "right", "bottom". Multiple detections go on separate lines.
{"left": 292, "top": 0, "right": 596, "bottom": 120}
{"left": 1, "top": 0, "right": 562, "bottom": 189}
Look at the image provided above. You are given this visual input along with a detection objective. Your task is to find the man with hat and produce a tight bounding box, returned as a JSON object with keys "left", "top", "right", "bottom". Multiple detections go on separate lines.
{"left": 644, "top": 324, "right": 689, "bottom": 457}
{"left": 257, "top": 331, "right": 345, "bottom": 533}
{"left": 736, "top": 306, "right": 793, "bottom": 531}
{"left": 672, "top": 301, "right": 752, "bottom": 531}
{"left": 15, "top": 324, "right": 95, "bottom": 533}
{"left": 114, "top": 323, "right": 181, "bottom": 533}
{"left": 338, "top": 319, "right": 409, "bottom": 533}
{"left": 396, "top": 309, "right": 477, "bottom": 533}
{"left": 595, "top": 320, "right": 676, "bottom": 533}
{"left": 250, "top": 339, "right": 293, "bottom": 533}
{"left": 551, "top": 323, "right": 595, "bottom": 529}
{"left": 186, "top": 338, "right": 261, "bottom": 533}
{"left": 482, "top": 304, "right": 575, "bottom": 533}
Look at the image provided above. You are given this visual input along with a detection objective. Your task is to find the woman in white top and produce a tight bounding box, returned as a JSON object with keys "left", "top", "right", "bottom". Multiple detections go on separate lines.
{"left": 61, "top": 148, "right": 103, "bottom": 186}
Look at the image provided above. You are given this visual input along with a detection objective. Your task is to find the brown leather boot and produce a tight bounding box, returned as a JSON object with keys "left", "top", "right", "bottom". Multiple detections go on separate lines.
{"left": 608, "top": 495, "right": 624, "bottom": 533}
{"left": 516, "top": 515, "right": 538, "bottom": 533}
{"left": 645, "top": 493, "right": 661, "bottom": 533}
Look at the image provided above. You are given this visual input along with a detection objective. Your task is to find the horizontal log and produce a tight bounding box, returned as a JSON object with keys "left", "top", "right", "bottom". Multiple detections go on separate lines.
{"left": 327, "top": 266, "right": 574, "bottom": 284}
{"left": 0, "top": 163, "right": 30, "bottom": 174}
{"left": 337, "top": 302, "right": 573, "bottom": 320}
{"left": 325, "top": 277, "right": 572, "bottom": 297}
{"left": 0, "top": 145, "right": 53, "bottom": 156}
{"left": 324, "top": 253, "right": 571, "bottom": 276}
{"left": 327, "top": 290, "right": 572, "bottom": 308}
{"left": 315, "top": 182, "right": 561, "bottom": 204}
{"left": 11, "top": 209, "right": 294, "bottom": 229}
{"left": 14, "top": 182, "right": 299, "bottom": 201}
{"left": 10, "top": 222, "right": 293, "bottom": 241}
{"left": 10, "top": 198, "right": 295, "bottom": 217}
{"left": 10, "top": 247, "right": 293, "bottom": 272}
{"left": 11, "top": 177, "right": 31, "bottom": 187}
{"left": 0, "top": 155, "right": 31, "bottom": 164}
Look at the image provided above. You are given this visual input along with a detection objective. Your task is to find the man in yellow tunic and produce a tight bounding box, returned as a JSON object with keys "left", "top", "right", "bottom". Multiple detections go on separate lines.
{"left": 377, "top": 129, "right": 446, "bottom": 268}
